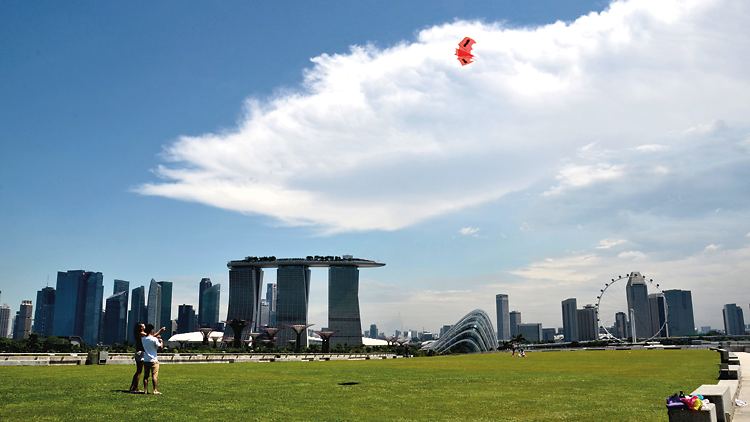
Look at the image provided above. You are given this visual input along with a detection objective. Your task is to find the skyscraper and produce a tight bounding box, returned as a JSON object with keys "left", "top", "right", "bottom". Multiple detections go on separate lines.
{"left": 266, "top": 283, "right": 277, "bottom": 327}
{"left": 127, "top": 285, "right": 146, "bottom": 344}
{"left": 103, "top": 291, "right": 128, "bottom": 345}
{"left": 202, "top": 284, "right": 221, "bottom": 329}
{"left": 0, "top": 302, "right": 10, "bottom": 338}
{"left": 723, "top": 304, "right": 746, "bottom": 336}
{"left": 328, "top": 266, "right": 362, "bottom": 346}
{"left": 648, "top": 293, "right": 667, "bottom": 338}
{"left": 663, "top": 289, "right": 695, "bottom": 337}
{"left": 517, "top": 323, "right": 542, "bottom": 342}
{"left": 276, "top": 265, "right": 311, "bottom": 346}
{"left": 614, "top": 312, "right": 628, "bottom": 339}
{"left": 198, "top": 278, "right": 212, "bottom": 327}
{"left": 577, "top": 304, "right": 598, "bottom": 341}
{"left": 147, "top": 279, "right": 162, "bottom": 328}
{"left": 102, "top": 280, "right": 129, "bottom": 345}
{"left": 177, "top": 304, "right": 196, "bottom": 334}
{"left": 33, "top": 286, "right": 55, "bottom": 338}
{"left": 157, "top": 281, "right": 173, "bottom": 339}
{"left": 52, "top": 270, "right": 104, "bottom": 345}
{"left": 259, "top": 299, "right": 270, "bottom": 327}
{"left": 509, "top": 311, "right": 522, "bottom": 338}
{"left": 625, "top": 272, "right": 651, "bottom": 341}
{"left": 561, "top": 298, "right": 579, "bottom": 342}
{"left": 13, "top": 300, "right": 33, "bottom": 339}
{"left": 226, "top": 265, "right": 262, "bottom": 337}
{"left": 369, "top": 324, "right": 378, "bottom": 339}
{"left": 496, "top": 294, "right": 510, "bottom": 341}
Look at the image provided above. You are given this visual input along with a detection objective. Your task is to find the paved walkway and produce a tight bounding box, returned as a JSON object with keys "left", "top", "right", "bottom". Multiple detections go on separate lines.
{"left": 733, "top": 352, "right": 750, "bottom": 421}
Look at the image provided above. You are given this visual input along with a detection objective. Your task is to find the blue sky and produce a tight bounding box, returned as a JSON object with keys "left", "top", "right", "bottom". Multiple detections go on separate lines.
{"left": 2, "top": 0, "right": 749, "bottom": 336}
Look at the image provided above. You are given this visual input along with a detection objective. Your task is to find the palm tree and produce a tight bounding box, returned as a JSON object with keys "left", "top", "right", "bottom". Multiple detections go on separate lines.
{"left": 511, "top": 334, "right": 527, "bottom": 344}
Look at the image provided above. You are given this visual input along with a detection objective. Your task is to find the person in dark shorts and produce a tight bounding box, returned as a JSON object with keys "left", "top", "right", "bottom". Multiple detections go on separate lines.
{"left": 129, "top": 322, "right": 146, "bottom": 393}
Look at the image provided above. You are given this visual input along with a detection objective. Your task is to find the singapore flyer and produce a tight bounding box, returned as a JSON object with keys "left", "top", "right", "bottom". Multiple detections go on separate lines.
{"left": 596, "top": 271, "right": 667, "bottom": 342}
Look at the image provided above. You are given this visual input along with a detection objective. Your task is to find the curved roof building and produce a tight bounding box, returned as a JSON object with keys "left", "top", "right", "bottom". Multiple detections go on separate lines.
{"left": 422, "top": 309, "right": 497, "bottom": 354}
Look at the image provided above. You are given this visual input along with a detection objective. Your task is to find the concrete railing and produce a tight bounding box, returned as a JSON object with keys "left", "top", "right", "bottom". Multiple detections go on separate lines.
{"left": 0, "top": 352, "right": 403, "bottom": 366}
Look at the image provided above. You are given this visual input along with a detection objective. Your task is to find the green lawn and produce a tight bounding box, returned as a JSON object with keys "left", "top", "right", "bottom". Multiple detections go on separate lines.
{"left": 0, "top": 349, "right": 718, "bottom": 421}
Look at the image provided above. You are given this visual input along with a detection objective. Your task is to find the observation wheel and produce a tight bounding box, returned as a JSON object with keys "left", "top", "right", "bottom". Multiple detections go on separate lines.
{"left": 595, "top": 272, "right": 667, "bottom": 342}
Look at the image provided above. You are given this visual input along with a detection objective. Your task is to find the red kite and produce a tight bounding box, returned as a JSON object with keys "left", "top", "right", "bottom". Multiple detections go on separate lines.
{"left": 455, "top": 37, "right": 476, "bottom": 66}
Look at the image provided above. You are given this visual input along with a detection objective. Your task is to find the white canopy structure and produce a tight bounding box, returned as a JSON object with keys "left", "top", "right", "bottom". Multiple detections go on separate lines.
{"left": 166, "top": 331, "right": 223, "bottom": 347}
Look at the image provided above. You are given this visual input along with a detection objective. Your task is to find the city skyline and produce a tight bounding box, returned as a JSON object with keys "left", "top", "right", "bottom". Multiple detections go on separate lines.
{"left": 2, "top": 1, "right": 750, "bottom": 335}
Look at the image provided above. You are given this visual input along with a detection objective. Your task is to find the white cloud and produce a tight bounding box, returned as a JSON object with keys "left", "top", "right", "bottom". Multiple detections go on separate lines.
{"left": 634, "top": 144, "right": 669, "bottom": 152}
{"left": 459, "top": 227, "right": 480, "bottom": 235}
{"left": 543, "top": 162, "right": 626, "bottom": 196}
{"left": 135, "top": 0, "right": 750, "bottom": 233}
{"left": 703, "top": 244, "right": 722, "bottom": 252}
{"left": 618, "top": 250, "right": 647, "bottom": 259}
{"left": 596, "top": 238, "right": 627, "bottom": 249}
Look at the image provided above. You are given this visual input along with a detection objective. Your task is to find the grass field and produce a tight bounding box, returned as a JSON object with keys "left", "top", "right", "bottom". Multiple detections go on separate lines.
{"left": 0, "top": 349, "right": 719, "bottom": 421}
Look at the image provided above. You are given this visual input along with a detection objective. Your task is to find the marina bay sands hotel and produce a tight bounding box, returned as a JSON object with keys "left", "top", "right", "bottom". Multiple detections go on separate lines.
{"left": 226, "top": 255, "right": 385, "bottom": 347}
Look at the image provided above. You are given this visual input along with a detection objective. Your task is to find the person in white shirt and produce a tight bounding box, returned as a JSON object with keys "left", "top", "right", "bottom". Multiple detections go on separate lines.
{"left": 142, "top": 324, "right": 165, "bottom": 395}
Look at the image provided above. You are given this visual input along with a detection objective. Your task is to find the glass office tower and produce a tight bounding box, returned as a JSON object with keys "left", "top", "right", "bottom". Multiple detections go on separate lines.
{"left": 227, "top": 266, "right": 263, "bottom": 336}
{"left": 157, "top": 281, "right": 173, "bottom": 338}
{"left": 33, "top": 286, "right": 56, "bottom": 338}
{"left": 664, "top": 289, "right": 696, "bottom": 337}
{"left": 496, "top": 294, "right": 510, "bottom": 341}
{"left": 328, "top": 266, "right": 362, "bottom": 346}
{"left": 127, "top": 285, "right": 146, "bottom": 344}
{"left": 276, "top": 266, "right": 311, "bottom": 347}
{"left": 52, "top": 270, "right": 104, "bottom": 345}
{"left": 625, "top": 272, "right": 652, "bottom": 340}
{"left": 561, "top": 298, "right": 579, "bottom": 342}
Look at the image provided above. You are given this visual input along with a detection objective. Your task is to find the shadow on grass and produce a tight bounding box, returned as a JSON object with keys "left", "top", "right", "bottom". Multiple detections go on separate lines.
{"left": 111, "top": 389, "right": 145, "bottom": 394}
{"left": 338, "top": 382, "right": 359, "bottom": 386}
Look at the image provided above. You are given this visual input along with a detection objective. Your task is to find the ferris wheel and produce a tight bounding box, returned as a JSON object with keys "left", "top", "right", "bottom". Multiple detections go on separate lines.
{"left": 595, "top": 272, "right": 667, "bottom": 342}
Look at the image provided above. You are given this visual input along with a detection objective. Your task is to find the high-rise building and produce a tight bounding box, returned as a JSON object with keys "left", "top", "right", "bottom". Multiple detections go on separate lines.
{"left": 102, "top": 280, "right": 129, "bottom": 345}
{"left": 177, "top": 304, "right": 196, "bottom": 334}
{"left": 127, "top": 286, "right": 147, "bottom": 344}
{"left": 276, "top": 265, "right": 311, "bottom": 347}
{"left": 157, "top": 281, "right": 173, "bottom": 339}
{"left": 625, "top": 272, "right": 651, "bottom": 341}
{"left": 13, "top": 300, "right": 34, "bottom": 339}
{"left": 266, "top": 283, "right": 277, "bottom": 327}
{"left": 663, "top": 289, "right": 695, "bottom": 337}
{"left": 202, "top": 284, "right": 221, "bottom": 329}
{"left": 723, "top": 304, "right": 746, "bottom": 336}
{"left": 0, "top": 302, "right": 10, "bottom": 338}
{"left": 198, "top": 278, "right": 212, "bottom": 327}
{"left": 440, "top": 325, "right": 453, "bottom": 338}
{"left": 328, "top": 266, "right": 362, "bottom": 347}
{"left": 146, "top": 279, "right": 162, "bottom": 328}
{"left": 52, "top": 270, "right": 104, "bottom": 345}
{"left": 369, "top": 324, "right": 378, "bottom": 339}
{"left": 517, "top": 323, "right": 542, "bottom": 342}
{"left": 577, "top": 304, "right": 598, "bottom": 341}
{"left": 496, "top": 294, "right": 510, "bottom": 341}
{"left": 509, "top": 311, "right": 522, "bottom": 337}
{"left": 648, "top": 293, "right": 667, "bottom": 338}
{"left": 614, "top": 312, "right": 628, "bottom": 339}
{"left": 259, "top": 299, "right": 270, "bottom": 327}
{"left": 561, "top": 298, "right": 579, "bottom": 342}
{"left": 33, "top": 286, "right": 55, "bottom": 337}
{"left": 226, "top": 265, "right": 262, "bottom": 337}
